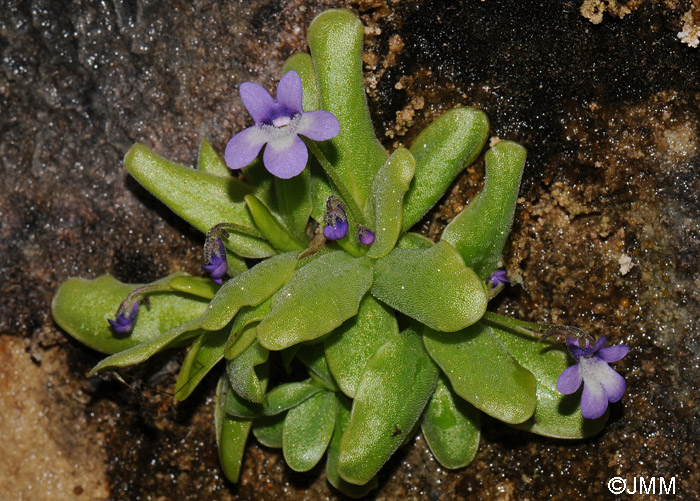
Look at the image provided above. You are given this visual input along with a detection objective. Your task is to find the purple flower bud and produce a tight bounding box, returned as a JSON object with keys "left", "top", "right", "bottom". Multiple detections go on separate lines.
{"left": 108, "top": 301, "right": 140, "bottom": 334}
{"left": 203, "top": 237, "right": 228, "bottom": 284}
{"left": 487, "top": 269, "right": 509, "bottom": 289}
{"left": 557, "top": 336, "right": 629, "bottom": 419}
{"left": 323, "top": 197, "right": 349, "bottom": 240}
{"left": 357, "top": 225, "right": 375, "bottom": 246}
{"left": 224, "top": 70, "right": 340, "bottom": 179}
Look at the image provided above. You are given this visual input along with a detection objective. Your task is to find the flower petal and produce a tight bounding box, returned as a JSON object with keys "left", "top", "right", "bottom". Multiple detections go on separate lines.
{"left": 591, "top": 336, "right": 607, "bottom": 353}
{"left": 296, "top": 110, "right": 340, "bottom": 141}
{"left": 581, "top": 378, "right": 608, "bottom": 419}
{"left": 567, "top": 338, "right": 587, "bottom": 360}
{"left": 598, "top": 344, "right": 629, "bottom": 363}
{"left": 240, "top": 82, "right": 276, "bottom": 123}
{"left": 276, "top": 70, "right": 303, "bottom": 116}
{"left": 594, "top": 361, "right": 627, "bottom": 402}
{"left": 557, "top": 364, "right": 583, "bottom": 394}
{"left": 225, "top": 126, "right": 268, "bottom": 170}
{"left": 262, "top": 134, "right": 308, "bottom": 179}
{"left": 324, "top": 219, "right": 349, "bottom": 240}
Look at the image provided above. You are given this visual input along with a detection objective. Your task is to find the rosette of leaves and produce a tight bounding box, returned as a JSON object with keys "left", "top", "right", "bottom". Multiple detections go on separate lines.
{"left": 51, "top": 9, "right": 608, "bottom": 497}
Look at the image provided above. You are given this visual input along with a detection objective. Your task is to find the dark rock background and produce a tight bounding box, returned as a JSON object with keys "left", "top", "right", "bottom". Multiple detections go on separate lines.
{"left": 2, "top": 0, "right": 698, "bottom": 499}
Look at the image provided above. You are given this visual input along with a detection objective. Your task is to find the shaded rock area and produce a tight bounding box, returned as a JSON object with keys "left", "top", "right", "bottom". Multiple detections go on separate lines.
{"left": 1, "top": 0, "right": 698, "bottom": 499}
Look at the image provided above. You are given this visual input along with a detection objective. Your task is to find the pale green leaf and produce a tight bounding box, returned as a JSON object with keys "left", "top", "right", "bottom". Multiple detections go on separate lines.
{"left": 257, "top": 252, "right": 373, "bottom": 350}
{"left": 371, "top": 241, "right": 487, "bottom": 332}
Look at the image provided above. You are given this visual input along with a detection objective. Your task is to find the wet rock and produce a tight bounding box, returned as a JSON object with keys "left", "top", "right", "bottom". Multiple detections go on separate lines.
{"left": 1, "top": 0, "right": 698, "bottom": 498}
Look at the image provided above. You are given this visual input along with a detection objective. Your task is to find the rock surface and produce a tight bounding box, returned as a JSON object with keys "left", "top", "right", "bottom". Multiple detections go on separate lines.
{"left": 1, "top": 0, "right": 698, "bottom": 499}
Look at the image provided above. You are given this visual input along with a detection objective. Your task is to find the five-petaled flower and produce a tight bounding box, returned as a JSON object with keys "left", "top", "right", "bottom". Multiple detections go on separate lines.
{"left": 203, "top": 237, "right": 228, "bottom": 284}
{"left": 557, "top": 336, "right": 629, "bottom": 419}
{"left": 108, "top": 301, "right": 139, "bottom": 334}
{"left": 225, "top": 70, "right": 340, "bottom": 179}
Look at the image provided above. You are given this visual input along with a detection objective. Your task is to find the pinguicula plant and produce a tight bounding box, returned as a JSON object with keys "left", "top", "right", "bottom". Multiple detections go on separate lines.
{"left": 51, "top": 9, "right": 629, "bottom": 497}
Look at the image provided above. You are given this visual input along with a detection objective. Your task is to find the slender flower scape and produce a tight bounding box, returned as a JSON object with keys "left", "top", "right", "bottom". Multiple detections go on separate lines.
{"left": 108, "top": 301, "right": 139, "bottom": 334}
{"left": 225, "top": 70, "right": 340, "bottom": 179}
{"left": 557, "top": 336, "right": 629, "bottom": 419}
{"left": 323, "top": 196, "right": 349, "bottom": 240}
{"left": 203, "top": 237, "right": 228, "bottom": 284}
{"left": 487, "top": 269, "right": 509, "bottom": 289}
{"left": 356, "top": 225, "right": 375, "bottom": 246}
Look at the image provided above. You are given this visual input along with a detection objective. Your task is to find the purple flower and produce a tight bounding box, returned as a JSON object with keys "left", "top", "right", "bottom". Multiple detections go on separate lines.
{"left": 487, "top": 269, "right": 509, "bottom": 289}
{"left": 323, "top": 196, "right": 349, "bottom": 240}
{"left": 203, "top": 237, "right": 227, "bottom": 284}
{"left": 224, "top": 70, "right": 340, "bottom": 179}
{"left": 357, "top": 225, "right": 375, "bottom": 246}
{"left": 108, "top": 301, "right": 139, "bottom": 334}
{"left": 557, "top": 336, "right": 629, "bottom": 419}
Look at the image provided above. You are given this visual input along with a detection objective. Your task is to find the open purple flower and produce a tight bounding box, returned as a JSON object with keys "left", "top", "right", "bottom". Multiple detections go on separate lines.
{"left": 108, "top": 301, "right": 139, "bottom": 334}
{"left": 557, "top": 336, "right": 629, "bottom": 419}
{"left": 225, "top": 70, "right": 340, "bottom": 179}
{"left": 203, "top": 237, "right": 227, "bottom": 284}
{"left": 323, "top": 196, "right": 349, "bottom": 240}
{"left": 487, "top": 269, "right": 509, "bottom": 289}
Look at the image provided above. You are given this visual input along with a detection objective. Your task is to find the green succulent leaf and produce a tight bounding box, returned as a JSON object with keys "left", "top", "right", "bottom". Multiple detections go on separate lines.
{"left": 252, "top": 413, "right": 286, "bottom": 448}
{"left": 402, "top": 107, "right": 490, "bottom": 231}
{"left": 124, "top": 143, "right": 274, "bottom": 258}
{"left": 396, "top": 232, "right": 434, "bottom": 250}
{"left": 226, "top": 340, "right": 270, "bottom": 404}
{"left": 421, "top": 376, "right": 481, "bottom": 469}
{"left": 371, "top": 241, "right": 488, "bottom": 332}
{"left": 308, "top": 9, "right": 388, "bottom": 210}
{"left": 242, "top": 158, "right": 276, "bottom": 211}
{"left": 283, "top": 390, "right": 336, "bottom": 472}
{"left": 281, "top": 345, "right": 300, "bottom": 373}
{"left": 257, "top": 252, "right": 373, "bottom": 350}
{"left": 296, "top": 343, "right": 339, "bottom": 392}
{"left": 263, "top": 379, "right": 323, "bottom": 416}
{"left": 174, "top": 327, "right": 229, "bottom": 401}
{"left": 423, "top": 322, "right": 537, "bottom": 424}
{"left": 197, "top": 137, "right": 231, "bottom": 177}
{"left": 244, "top": 194, "right": 305, "bottom": 252}
{"left": 274, "top": 171, "right": 312, "bottom": 243}
{"left": 200, "top": 251, "right": 298, "bottom": 331}
{"left": 338, "top": 325, "right": 438, "bottom": 485}
{"left": 366, "top": 146, "right": 416, "bottom": 259}
{"left": 215, "top": 375, "right": 252, "bottom": 483}
{"left": 168, "top": 275, "right": 220, "bottom": 300}
{"left": 52, "top": 273, "right": 209, "bottom": 355}
{"left": 326, "top": 394, "right": 378, "bottom": 498}
{"left": 225, "top": 323, "right": 259, "bottom": 363}
{"left": 324, "top": 294, "right": 399, "bottom": 398}
{"left": 225, "top": 383, "right": 264, "bottom": 419}
{"left": 87, "top": 318, "right": 202, "bottom": 376}
{"left": 441, "top": 140, "right": 527, "bottom": 279}
{"left": 483, "top": 313, "right": 608, "bottom": 438}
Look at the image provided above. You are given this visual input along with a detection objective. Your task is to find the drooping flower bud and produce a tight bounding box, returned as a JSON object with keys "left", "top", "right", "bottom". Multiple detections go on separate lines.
{"left": 356, "top": 225, "right": 375, "bottom": 246}
{"left": 203, "top": 237, "right": 228, "bottom": 284}
{"left": 108, "top": 301, "right": 140, "bottom": 334}
{"left": 323, "top": 196, "right": 349, "bottom": 240}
